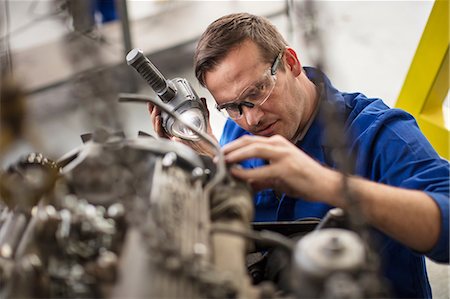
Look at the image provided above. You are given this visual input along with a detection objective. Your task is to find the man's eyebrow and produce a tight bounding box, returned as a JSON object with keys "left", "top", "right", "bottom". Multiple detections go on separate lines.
{"left": 237, "top": 77, "right": 264, "bottom": 98}
{"left": 219, "top": 73, "right": 264, "bottom": 105}
{"left": 218, "top": 90, "right": 246, "bottom": 107}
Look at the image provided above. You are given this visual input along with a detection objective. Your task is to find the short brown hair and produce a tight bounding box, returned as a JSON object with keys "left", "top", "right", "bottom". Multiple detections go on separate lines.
{"left": 194, "top": 13, "right": 288, "bottom": 86}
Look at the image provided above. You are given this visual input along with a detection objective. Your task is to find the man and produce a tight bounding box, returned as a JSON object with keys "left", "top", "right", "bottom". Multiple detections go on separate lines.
{"left": 149, "top": 13, "right": 449, "bottom": 298}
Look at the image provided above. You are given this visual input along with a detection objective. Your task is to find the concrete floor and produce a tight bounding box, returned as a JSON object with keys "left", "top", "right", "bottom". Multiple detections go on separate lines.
{"left": 2, "top": 1, "right": 449, "bottom": 297}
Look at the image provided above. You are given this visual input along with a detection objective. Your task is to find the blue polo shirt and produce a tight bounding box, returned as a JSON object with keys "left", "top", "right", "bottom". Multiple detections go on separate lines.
{"left": 220, "top": 67, "right": 449, "bottom": 298}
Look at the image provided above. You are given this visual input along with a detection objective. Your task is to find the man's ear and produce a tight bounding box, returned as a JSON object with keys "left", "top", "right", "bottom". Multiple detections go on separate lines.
{"left": 284, "top": 47, "right": 302, "bottom": 77}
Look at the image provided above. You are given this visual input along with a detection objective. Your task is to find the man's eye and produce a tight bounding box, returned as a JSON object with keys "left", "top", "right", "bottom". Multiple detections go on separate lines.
{"left": 244, "top": 86, "right": 262, "bottom": 100}
{"left": 256, "top": 79, "right": 270, "bottom": 91}
{"left": 225, "top": 104, "right": 240, "bottom": 113}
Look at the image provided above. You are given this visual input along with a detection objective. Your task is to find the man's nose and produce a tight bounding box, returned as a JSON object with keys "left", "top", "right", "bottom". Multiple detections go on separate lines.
{"left": 243, "top": 106, "right": 264, "bottom": 127}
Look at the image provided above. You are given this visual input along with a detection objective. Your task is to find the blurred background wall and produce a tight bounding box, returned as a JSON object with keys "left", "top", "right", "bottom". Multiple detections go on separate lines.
{"left": 4, "top": 0, "right": 440, "bottom": 156}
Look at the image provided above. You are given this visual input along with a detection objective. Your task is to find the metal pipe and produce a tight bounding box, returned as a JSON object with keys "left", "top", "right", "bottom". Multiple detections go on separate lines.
{"left": 116, "top": 0, "right": 133, "bottom": 55}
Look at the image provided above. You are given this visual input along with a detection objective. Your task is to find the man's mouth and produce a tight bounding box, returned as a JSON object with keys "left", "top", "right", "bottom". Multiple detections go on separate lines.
{"left": 255, "top": 121, "right": 277, "bottom": 136}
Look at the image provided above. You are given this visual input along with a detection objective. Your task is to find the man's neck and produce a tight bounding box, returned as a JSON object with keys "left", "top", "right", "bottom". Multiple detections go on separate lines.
{"left": 292, "top": 81, "right": 321, "bottom": 144}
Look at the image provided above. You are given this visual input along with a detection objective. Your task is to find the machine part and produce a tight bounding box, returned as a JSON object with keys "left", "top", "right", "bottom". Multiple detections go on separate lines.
{"left": 294, "top": 228, "right": 365, "bottom": 277}
{"left": 209, "top": 176, "right": 254, "bottom": 224}
{"left": 0, "top": 206, "right": 10, "bottom": 231}
{"left": 0, "top": 212, "right": 28, "bottom": 259}
{"left": 0, "top": 97, "right": 388, "bottom": 299}
{"left": 0, "top": 152, "right": 59, "bottom": 212}
{"left": 322, "top": 272, "right": 363, "bottom": 299}
{"left": 211, "top": 219, "right": 260, "bottom": 299}
{"left": 209, "top": 176, "right": 262, "bottom": 299}
{"left": 61, "top": 141, "right": 135, "bottom": 206}
{"left": 162, "top": 152, "right": 177, "bottom": 168}
{"left": 91, "top": 249, "right": 118, "bottom": 283}
{"left": 315, "top": 208, "right": 350, "bottom": 230}
{"left": 292, "top": 228, "right": 366, "bottom": 298}
{"left": 124, "top": 137, "right": 206, "bottom": 171}
{"left": 0, "top": 257, "right": 14, "bottom": 290}
{"left": 252, "top": 219, "right": 320, "bottom": 239}
{"left": 108, "top": 155, "right": 214, "bottom": 298}
{"left": 246, "top": 252, "right": 267, "bottom": 284}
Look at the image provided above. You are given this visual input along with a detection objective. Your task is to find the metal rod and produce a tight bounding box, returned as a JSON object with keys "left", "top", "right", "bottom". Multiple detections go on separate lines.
{"left": 116, "top": 0, "right": 133, "bottom": 55}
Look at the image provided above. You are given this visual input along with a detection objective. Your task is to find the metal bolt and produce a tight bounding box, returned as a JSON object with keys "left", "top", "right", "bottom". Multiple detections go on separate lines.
{"left": 325, "top": 236, "right": 344, "bottom": 255}
{"left": 85, "top": 204, "right": 97, "bottom": 218}
{"left": 98, "top": 250, "right": 118, "bottom": 267}
{"left": 20, "top": 254, "right": 42, "bottom": 272}
{"left": 107, "top": 203, "right": 125, "bottom": 219}
{"left": 96, "top": 206, "right": 106, "bottom": 217}
{"left": 191, "top": 167, "right": 204, "bottom": 182}
{"left": 64, "top": 195, "right": 78, "bottom": 210}
{"left": 329, "top": 208, "right": 345, "bottom": 217}
{"left": 45, "top": 205, "right": 57, "bottom": 217}
{"left": 193, "top": 243, "right": 208, "bottom": 256}
{"left": 162, "top": 152, "right": 177, "bottom": 168}
{"left": 28, "top": 153, "right": 36, "bottom": 163}
{"left": 0, "top": 245, "right": 12, "bottom": 259}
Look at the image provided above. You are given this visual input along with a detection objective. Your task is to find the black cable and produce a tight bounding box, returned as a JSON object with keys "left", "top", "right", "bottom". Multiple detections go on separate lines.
{"left": 211, "top": 225, "right": 295, "bottom": 252}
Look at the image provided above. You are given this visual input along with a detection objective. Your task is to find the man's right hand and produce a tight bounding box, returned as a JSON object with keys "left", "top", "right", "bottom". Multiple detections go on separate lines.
{"left": 147, "top": 100, "right": 219, "bottom": 158}
{"left": 148, "top": 102, "right": 170, "bottom": 139}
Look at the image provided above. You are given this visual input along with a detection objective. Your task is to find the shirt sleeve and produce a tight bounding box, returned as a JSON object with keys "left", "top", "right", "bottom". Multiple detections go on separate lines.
{"left": 354, "top": 108, "right": 449, "bottom": 263}
{"left": 219, "top": 119, "right": 248, "bottom": 147}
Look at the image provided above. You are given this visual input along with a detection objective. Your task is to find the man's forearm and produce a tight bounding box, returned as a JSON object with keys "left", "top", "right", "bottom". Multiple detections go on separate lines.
{"left": 326, "top": 172, "right": 441, "bottom": 252}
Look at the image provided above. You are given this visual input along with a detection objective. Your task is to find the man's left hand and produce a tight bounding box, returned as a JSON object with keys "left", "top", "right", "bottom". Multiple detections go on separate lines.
{"left": 222, "top": 135, "right": 338, "bottom": 201}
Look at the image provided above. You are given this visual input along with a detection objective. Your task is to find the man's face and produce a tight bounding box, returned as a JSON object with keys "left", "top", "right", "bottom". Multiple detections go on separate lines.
{"left": 204, "top": 40, "right": 309, "bottom": 141}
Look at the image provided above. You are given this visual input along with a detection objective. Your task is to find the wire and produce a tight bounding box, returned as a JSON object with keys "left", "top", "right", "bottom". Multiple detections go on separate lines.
{"left": 211, "top": 224, "right": 295, "bottom": 252}
{"left": 118, "top": 94, "right": 219, "bottom": 151}
{"left": 117, "top": 93, "right": 227, "bottom": 192}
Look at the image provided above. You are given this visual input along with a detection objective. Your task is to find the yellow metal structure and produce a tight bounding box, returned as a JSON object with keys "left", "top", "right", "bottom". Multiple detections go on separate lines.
{"left": 396, "top": 0, "right": 449, "bottom": 159}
